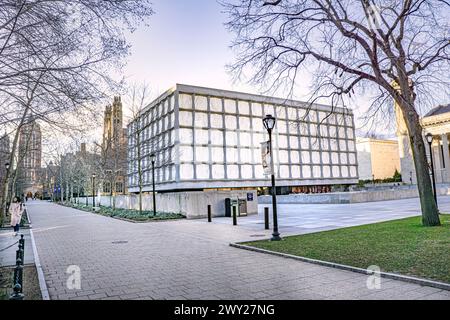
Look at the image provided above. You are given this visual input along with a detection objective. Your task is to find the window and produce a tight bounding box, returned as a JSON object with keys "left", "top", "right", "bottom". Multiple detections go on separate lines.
{"left": 103, "top": 182, "right": 111, "bottom": 194}
{"left": 116, "top": 182, "right": 124, "bottom": 193}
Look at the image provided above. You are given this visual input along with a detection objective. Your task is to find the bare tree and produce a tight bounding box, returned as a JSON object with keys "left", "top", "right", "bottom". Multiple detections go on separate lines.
{"left": 0, "top": 0, "right": 153, "bottom": 224}
{"left": 222, "top": 0, "right": 449, "bottom": 226}
{"left": 126, "top": 84, "right": 173, "bottom": 215}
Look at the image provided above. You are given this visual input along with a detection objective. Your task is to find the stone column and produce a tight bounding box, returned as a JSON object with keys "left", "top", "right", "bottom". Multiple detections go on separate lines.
{"left": 441, "top": 134, "right": 450, "bottom": 183}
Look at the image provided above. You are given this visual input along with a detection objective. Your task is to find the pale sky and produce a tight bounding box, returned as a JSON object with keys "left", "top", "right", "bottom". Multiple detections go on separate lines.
{"left": 45, "top": 0, "right": 449, "bottom": 159}
{"left": 120, "top": 0, "right": 393, "bottom": 137}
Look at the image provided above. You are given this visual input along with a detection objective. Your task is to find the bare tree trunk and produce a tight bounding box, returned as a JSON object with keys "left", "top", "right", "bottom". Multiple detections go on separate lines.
{"left": 402, "top": 102, "right": 440, "bottom": 226}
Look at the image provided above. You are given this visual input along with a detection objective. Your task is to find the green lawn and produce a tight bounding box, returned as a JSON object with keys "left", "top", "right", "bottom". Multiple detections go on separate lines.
{"left": 245, "top": 215, "right": 450, "bottom": 283}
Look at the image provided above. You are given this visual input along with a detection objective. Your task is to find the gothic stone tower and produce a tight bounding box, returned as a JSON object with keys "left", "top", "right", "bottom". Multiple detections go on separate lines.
{"left": 18, "top": 119, "right": 43, "bottom": 197}
{"left": 101, "top": 96, "right": 127, "bottom": 194}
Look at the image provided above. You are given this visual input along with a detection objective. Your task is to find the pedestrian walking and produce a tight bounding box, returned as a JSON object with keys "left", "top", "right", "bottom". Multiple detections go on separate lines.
{"left": 9, "top": 197, "right": 24, "bottom": 237}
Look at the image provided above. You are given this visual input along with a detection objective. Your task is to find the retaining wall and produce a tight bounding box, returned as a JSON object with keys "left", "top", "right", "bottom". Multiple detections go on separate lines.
{"left": 75, "top": 190, "right": 258, "bottom": 219}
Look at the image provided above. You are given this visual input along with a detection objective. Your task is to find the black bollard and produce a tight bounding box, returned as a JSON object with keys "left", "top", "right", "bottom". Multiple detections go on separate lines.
{"left": 207, "top": 205, "right": 212, "bottom": 223}
{"left": 264, "top": 207, "right": 270, "bottom": 230}
{"left": 9, "top": 284, "right": 24, "bottom": 300}
{"left": 232, "top": 206, "right": 237, "bottom": 226}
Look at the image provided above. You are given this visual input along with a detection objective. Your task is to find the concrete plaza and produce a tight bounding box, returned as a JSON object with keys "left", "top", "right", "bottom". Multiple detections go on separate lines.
{"left": 213, "top": 196, "right": 450, "bottom": 236}
{"left": 18, "top": 198, "right": 450, "bottom": 300}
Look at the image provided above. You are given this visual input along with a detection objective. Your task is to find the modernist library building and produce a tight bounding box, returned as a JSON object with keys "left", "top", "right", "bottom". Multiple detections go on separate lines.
{"left": 127, "top": 84, "right": 358, "bottom": 194}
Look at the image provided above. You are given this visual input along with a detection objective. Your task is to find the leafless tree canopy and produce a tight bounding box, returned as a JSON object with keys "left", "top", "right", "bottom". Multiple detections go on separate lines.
{"left": 0, "top": 0, "right": 153, "bottom": 129}
{"left": 222, "top": 0, "right": 449, "bottom": 130}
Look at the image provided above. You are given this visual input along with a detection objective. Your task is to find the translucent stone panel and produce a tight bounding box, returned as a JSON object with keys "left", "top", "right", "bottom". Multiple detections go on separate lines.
{"left": 224, "top": 99, "right": 236, "bottom": 113}
{"left": 252, "top": 117, "right": 265, "bottom": 132}
{"left": 329, "top": 126, "right": 337, "bottom": 137}
{"left": 300, "top": 137, "right": 310, "bottom": 149}
{"left": 240, "top": 132, "right": 251, "bottom": 146}
{"left": 238, "top": 101, "right": 250, "bottom": 115}
{"left": 280, "top": 165, "right": 290, "bottom": 179}
{"left": 310, "top": 124, "right": 318, "bottom": 136}
{"left": 179, "top": 111, "right": 193, "bottom": 126}
{"left": 225, "top": 115, "right": 237, "bottom": 129}
{"left": 195, "top": 112, "right": 208, "bottom": 128}
{"left": 264, "top": 104, "right": 276, "bottom": 116}
{"left": 323, "top": 166, "right": 331, "bottom": 178}
{"left": 278, "top": 135, "right": 288, "bottom": 149}
{"left": 341, "top": 166, "right": 349, "bottom": 178}
{"left": 180, "top": 164, "right": 194, "bottom": 179}
{"left": 194, "top": 95, "right": 208, "bottom": 111}
{"left": 340, "top": 153, "right": 348, "bottom": 164}
{"left": 195, "top": 146, "right": 209, "bottom": 162}
{"left": 313, "top": 166, "right": 321, "bottom": 177}
{"left": 322, "top": 152, "right": 330, "bottom": 164}
{"left": 252, "top": 103, "right": 263, "bottom": 117}
{"left": 348, "top": 140, "right": 355, "bottom": 151}
{"left": 196, "top": 129, "right": 209, "bottom": 145}
{"left": 210, "top": 130, "right": 223, "bottom": 145}
{"left": 240, "top": 148, "right": 252, "bottom": 163}
{"left": 287, "top": 107, "right": 297, "bottom": 120}
{"left": 210, "top": 97, "right": 223, "bottom": 112}
{"left": 350, "top": 166, "right": 357, "bottom": 177}
{"left": 277, "top": 120, "right": 287, "bottom": 134}
{"left": 303, "top": 166, "right": 312, "bottom": 178}
{"left": 210, "top": 114, "right": 223, "bottom": 129}
{"left": 212, "top": 165, "right": 224, "bottom": 179}
{"left": 254, "top": 165, "right": 264, "bottom": 178}
{"left": 226, "top": 131, "right": 237, "bottom": 145}
{"left": 279, "top": 150, "right": 289, "bottom": 163}
{"left": 211, "top": 147, "right": 224, "bottom": 162}
{"left": 291, "top": 165, "right": 301, "bottom": 178}
{"left": 347, "top": 128, "right": 354, "bottom": 139}
{"left": 196, "top": 164, "right": 210, "bottom": 179}
{"left": 301, "top": 151, "right": 310, "bottom": 164}
{"left": 290, "top": 150, "right": 299, "bottom": 163}
{"left": 349, "top": 153, "right": 356, "bottom": 165}
{"left": 239, "top": 116, "right": 250, "bottom": 129}
{"left": 179, "top": 128, "right": 193, "bottom": 144}
{"left": 179, "top": 146, "right": 193, "bottom": 162}
{"left": 179, "top": 94, "right": 192, "bottom": 109}
{"left": 329, "top": 152, "right": 338, "bottom": 164}
{"left": 226, "top": 147, "right": 238, "bottom": 163}
{"left": 227, "top": 164, "right": 239, "bottom": 179}
{"left": 241, "top": 165, "right": 253, "bottom": 179}
{"left": 289, "top": 136, "right": 299, "bottom": 150}
{"left": 311, "top": 152, "right": 320, "bottom": 164}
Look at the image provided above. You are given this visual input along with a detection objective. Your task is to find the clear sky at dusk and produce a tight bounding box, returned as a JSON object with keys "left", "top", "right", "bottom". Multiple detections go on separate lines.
{"left": 121, "top": 0, "right": 386, "bottom": 136}
{"left": 123, "top": 0, "right": 259, "bottom": 96}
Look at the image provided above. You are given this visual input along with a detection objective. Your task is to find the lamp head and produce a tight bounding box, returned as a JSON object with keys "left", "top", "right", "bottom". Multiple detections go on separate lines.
{"left": 150, "top": 153, "right": 156, "bottom": 162}
{"left": 5, "top": 162, "right": 10, "bottom": 170}
{"left": 263, "top": 114, "right": 276, "bottom": 131}
{"left": 425, "top": 133, "right": 433, "bottom": 144}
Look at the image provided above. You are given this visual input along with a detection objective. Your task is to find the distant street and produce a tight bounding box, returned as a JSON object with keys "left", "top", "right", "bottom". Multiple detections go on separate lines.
{"left": 25, "top": 200, "right": 450, "bottom": 300}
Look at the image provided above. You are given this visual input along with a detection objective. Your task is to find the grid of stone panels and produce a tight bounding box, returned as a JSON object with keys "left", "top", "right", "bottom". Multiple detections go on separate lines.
{"left": 128, "top": 93, "right": 177, "bottom": 188}
{"left": 176, "top": 92, "right": 358, "bottom": 182}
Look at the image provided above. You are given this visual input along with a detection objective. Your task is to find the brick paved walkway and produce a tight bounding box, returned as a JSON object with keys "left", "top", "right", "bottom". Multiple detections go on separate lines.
{"left": 25, "top": 201, "right": 449, "bottom": 300}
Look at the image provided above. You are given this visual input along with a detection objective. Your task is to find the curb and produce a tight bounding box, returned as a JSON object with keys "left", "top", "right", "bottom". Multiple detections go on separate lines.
{"left": 230, "top": 243, "right": 450, "bottom": 291}
{"left": 29, "top": 228, "right": 50, "bottom": 300}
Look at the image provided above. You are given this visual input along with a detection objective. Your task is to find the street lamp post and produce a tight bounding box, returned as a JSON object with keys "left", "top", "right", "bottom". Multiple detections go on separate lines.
{"left": 426, "top": 133, "right": 437, "bottom": 205}
{"left": 263, "top": 114, "right": 281, "bottom": 241}
{"left": 92, "top": 174, "right": 96, "bottom": 209}
{"left": 150, "top": 154, "right": 156, "bottom": 216}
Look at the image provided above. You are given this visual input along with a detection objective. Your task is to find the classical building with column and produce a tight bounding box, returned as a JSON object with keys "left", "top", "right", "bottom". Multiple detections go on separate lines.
{"left": 397, "top": 103, "right": 450, "bottom": 184}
